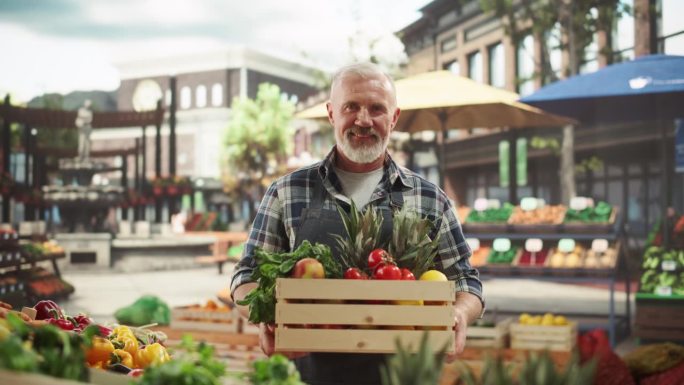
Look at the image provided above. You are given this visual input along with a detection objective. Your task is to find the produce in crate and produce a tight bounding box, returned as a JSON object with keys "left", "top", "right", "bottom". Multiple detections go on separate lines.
{"left": 333, "top": 200, "right": 385, "bottom": 273}
{"left": 237, "top": 240, "right": 342, "bottom": 324}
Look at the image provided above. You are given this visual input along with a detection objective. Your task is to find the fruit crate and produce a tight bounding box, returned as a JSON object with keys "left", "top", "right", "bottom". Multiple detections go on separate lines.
{"left": 466, "top": 318, "right": 512, "bottom": 349}
{"left": 510, "top": 321, "right": 577, "bottom": 352}
{"left": 171, "top": 305, "right": 238, "bottom": 332}
{"left": 274, "top": 278, "right": 456, "bottom": 354}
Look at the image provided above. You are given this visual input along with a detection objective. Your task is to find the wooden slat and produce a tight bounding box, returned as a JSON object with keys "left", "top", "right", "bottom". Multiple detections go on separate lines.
{"left": 275, "top": 328, "right": 454, "bottom": 354}
{"left": 276, "top": 278, "right": 455, "bottom": 301}
{"left": 276, "top": 303, "right": 454, "bottom": 326}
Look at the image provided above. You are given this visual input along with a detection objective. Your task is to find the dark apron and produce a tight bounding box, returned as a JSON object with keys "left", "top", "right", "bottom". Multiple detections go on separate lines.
{"left": 292, "top": 174, "right": 403, "bottom": 385}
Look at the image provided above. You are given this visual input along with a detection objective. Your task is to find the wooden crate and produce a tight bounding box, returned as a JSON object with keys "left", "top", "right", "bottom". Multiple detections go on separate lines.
{"left": 510, "top": 321, "right": 577, "bottom": 352}
{"left": 635, "top": 296, "right": 684, "bottom": 342}
{"left": 466, "top": 318, "right": 512, "bottom": 349}
{"left": 275, "top": 278, "right": 456, "bottom": 354}
{"left": 171, "top": 305, "right": 238, "bottom": 332}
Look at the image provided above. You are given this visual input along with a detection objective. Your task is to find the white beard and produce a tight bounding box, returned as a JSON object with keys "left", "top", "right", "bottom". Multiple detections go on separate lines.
{"left": 335, "top": 127, "right": 389, "bottom": 164}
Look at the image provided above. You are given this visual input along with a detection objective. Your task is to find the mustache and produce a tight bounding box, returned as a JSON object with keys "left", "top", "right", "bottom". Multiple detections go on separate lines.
{"left": 347, "top": 126, "right": 379, "bottom": 137}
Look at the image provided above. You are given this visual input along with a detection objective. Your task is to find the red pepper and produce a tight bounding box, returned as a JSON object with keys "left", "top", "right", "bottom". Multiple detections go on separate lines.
{"left": 47, "top": 317, "right": 75, "bottom": 331}
{"left": 98, "top": 325, "right": 113, "bottom": 337}
{"left": 72, "top": 314, "right": 92, "bottom": 329}
{"left": 33, "top": 300, "right": 64, "bottom": 320}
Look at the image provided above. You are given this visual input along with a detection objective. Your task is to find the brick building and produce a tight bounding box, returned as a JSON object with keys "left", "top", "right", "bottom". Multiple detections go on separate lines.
{"left": 396, "top": 0, "right": 684, "bottom": 238}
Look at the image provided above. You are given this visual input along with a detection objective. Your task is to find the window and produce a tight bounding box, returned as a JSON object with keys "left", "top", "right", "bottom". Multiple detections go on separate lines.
{"left": 468, "top": 50, "right": 483, "bottom": 83}
{"left": 580, "top": 8, "right": 599, "bottom": 73}
{"left": 195, "top": 85, "right": 207, "bottom": 108}
{"left": 517, "top": 34, "right": 535, "bottom": 96}
{"left": 488, "top": 43, "right": 505, "bottom": 88}
{"left": 165, "top": 89, "right": 172, "bottom": 106}
{"left": 660, "top": 0, "right": 684, "bottom": 54}
{"left": 180, "top": 86, "right": 191, "bottom": 109}
{"left": 441, "top": 35, "right": 457, "bottom": 53}
{"left": 211, "top": 83, "right": 223, "bottom": 107}
{"left": 446, "top": 60, "right": 460, "bottom": 76}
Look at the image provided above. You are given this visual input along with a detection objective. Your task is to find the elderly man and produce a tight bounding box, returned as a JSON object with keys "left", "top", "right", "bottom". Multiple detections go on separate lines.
{"left": 231, "top": 62, "right": 483, "bottom": 385}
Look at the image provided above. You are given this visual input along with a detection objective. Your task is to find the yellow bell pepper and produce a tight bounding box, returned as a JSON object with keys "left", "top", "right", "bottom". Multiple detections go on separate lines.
{"left": 111, "top": 349, "right": 134, "bottom": 368}
{"left": 112, "top": 332, "right": 139, "bottom": 356}
{"left": 86, "top": 336, "right": 115, "bottom": 365}
{"left": 134, "top": 343, "right": 170, "bottom": 368}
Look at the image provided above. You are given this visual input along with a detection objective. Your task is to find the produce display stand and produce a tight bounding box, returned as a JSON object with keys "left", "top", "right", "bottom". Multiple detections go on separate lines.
{"left": 509, "top": 321, "right": 577, "bottom": 352}
{"left": 0, "top": 229, "right": 71, "bottom": 307}
{"left": 274, "top": 278, "right": 456, "bottom": 354}
{"left": 464, "top": 208, "right": 630, "bottom": 348}
{"left": 634, "top": 293, "right": 684, "bottom": 342}
{"left": 466, "top": 318, "right": 512, "bottom": 348}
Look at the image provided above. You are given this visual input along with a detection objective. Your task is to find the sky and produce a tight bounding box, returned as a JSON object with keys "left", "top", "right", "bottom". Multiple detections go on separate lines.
{"left": 0, "top": 0, "right": 431, "bottom": 103}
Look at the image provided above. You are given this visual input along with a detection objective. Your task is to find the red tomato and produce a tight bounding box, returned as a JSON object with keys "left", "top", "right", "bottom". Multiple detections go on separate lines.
{"left": 374, "top": 264, "right": 402, "bottom": 280}
{"left": 400, "top": 268, "right": 415, "bottom": 280}
{"left": 368, "top": 248, "right": 391, "bottom": 271}
{"left": 344, "top": 267, "right": 368, "bottom": 280}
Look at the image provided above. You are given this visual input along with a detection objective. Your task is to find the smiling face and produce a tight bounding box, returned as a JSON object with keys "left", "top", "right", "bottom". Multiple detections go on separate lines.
{"left": 326, "top": 67, "right": 400, "bottom": 172}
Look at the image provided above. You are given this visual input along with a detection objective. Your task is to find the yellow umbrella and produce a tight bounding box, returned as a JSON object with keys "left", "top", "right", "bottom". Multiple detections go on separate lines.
{"left": 295, "top": 70, "right": 576, "bottom": 131}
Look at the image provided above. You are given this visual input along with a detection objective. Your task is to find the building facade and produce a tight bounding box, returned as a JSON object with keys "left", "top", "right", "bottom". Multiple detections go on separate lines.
{"left": 396, "top": 0, "right": 684, "bottom": 239}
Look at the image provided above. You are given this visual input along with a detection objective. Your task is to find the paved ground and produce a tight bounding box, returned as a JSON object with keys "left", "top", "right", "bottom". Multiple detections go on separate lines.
{"left": 59, "top": 262, "right": 637, "bottom": 354}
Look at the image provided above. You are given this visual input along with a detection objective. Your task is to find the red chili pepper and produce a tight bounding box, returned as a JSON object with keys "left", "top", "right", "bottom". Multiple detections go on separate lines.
{"left": 47, "top": 318, "right": 75, "bottom": 331}
{"left": 97, "top": 325, "right": 113, "bottom": 337}
{"left": 33, "top": 300, "right": 64, "bottom": 320}
{"left": 72, "top": 314, "right": 92, "bottom": 328}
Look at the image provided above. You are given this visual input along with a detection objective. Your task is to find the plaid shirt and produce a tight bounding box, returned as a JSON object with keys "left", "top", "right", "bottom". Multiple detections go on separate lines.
{"left": 230, "top": 148, "right": 483, "bottom": 304}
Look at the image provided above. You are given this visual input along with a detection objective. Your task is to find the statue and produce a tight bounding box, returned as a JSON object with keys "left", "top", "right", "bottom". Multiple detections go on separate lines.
{"left": 75, "top": 100, "right": 93, "bottom": 161}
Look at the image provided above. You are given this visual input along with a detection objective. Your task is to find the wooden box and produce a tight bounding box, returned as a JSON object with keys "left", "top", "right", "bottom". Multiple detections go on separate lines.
{"left": 466, "top": 318, "right": 512, "bottom": 349}
{"left": 274, "top": 278, "right": 456, "bottom": 354}
{"left": 171, "top": 305, "right": 238, "bottom": 332}
{"left": 563, "top": 206, "right": 619, "bottom": 234}
{"left": 510, "top": 321, "right": 577, "bottom": 352}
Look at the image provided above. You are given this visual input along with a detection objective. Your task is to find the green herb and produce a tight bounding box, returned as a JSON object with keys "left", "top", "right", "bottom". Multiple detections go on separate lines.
{"left": 248, "top": 354, "right": 306, "bottom": 385}
{"left": 238, "top": 240, "right": 342, "bottom": 324}
{"left": 138, "top": 335, "right": 226, "bottom": 385}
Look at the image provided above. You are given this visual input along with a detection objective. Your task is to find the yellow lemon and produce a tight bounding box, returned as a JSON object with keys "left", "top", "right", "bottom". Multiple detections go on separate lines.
{"left": 519, "top": 313, "right": 531, "bottom": 324}
{"left": 541, "top": 313, "right": 554, "bottom": 326}
{"left": 419, "top": 270, "right": 448, "bottom": 281}
{"left": 553, "top": 315, "right": 568, "bottom": 326}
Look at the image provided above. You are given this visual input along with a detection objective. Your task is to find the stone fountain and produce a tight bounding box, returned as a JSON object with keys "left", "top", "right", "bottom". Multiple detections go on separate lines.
{"left": 42, "top": 101, "right": 124, "bottom": 267}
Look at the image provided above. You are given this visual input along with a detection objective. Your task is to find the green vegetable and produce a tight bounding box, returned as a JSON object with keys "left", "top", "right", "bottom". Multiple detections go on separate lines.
{"left": 466, "top": 203, "right": 513, "bottom": 223}
{"left": 0, "top": 313, "right": 97, "bottom": 381}
{"left": 564, "top": 201, "right": 612, "bottom": 223}
{"left": 487, "top": 247, "right": 518, "bottom": 264}
{"left": 238, "top": 240, "right": 342, "bottom": 324}
{"left": 114, "top": 295, "right": 171, "bottom": 326}
{"left": 249, "top": 354, "right": 306, "bottom": 385}
{"left": 138, "top": 335, "right": 226, "bottom": 385}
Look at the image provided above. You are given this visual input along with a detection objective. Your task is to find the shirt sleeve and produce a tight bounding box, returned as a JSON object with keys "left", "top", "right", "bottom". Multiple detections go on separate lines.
{"left": 229, "top": 181, "right": 288, "bottom": 296}
{"left": 434, "top": 198, "right": 485, "bottom": 311}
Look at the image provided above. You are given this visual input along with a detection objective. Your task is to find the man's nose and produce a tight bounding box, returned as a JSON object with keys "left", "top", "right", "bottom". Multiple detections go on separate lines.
{"left": 355, "top": 108, "right": 372, "bottom": 126}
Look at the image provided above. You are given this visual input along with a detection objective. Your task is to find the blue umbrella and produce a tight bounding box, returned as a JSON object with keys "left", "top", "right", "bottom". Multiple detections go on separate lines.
{"left": 521, "top": 54, "right": 684, "bottom": 248}
{"left": 520, "top": 54, "right": 684, "bottom": 124}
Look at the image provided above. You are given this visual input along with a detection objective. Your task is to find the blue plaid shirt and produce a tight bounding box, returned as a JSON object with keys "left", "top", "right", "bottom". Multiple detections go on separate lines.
{"left": 230, "top": 148, "right": 483, "bottom": 304}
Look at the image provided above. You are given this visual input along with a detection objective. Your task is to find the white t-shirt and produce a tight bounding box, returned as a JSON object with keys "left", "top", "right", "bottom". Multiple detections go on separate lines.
{"left": 333, "top": 166, "right": 384, "bottom": 209}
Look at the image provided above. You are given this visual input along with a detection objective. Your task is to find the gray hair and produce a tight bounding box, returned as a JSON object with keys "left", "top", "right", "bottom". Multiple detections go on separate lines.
{"left": 330, "top": 62, "right": 397, "bottom": 102}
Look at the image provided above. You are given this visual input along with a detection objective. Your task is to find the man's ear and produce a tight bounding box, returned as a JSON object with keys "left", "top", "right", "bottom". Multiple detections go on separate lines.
{"left": 326, "top": 102, "right": 334, "bottom": 125}
{"left": 391, "top": 107, "right": 401, "bottom": 129}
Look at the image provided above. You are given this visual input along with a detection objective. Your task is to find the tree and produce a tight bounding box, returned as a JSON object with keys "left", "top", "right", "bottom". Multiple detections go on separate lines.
{"left": 480, "top": 0, "right": 630, "bottom": 204}
{"left": 222, "top": 83, "right": 296, "bottom": 223}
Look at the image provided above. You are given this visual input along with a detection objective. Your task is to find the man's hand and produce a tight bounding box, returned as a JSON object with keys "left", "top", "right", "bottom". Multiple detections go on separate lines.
{"left": 258, "top": 323, "right": 308, "bottom": 359}
{"left": 445, "top": 292, "right": 483, "bottom": 363}
{"left": 445, "top": 311, "right": 468, "bottom": 363}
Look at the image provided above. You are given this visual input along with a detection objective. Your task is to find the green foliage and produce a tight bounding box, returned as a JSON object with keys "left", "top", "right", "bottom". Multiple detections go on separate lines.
{"left": 237, "top": 240, "right": 343, "bottom": 324}
{"left": 332, "top": 200, "right": 384, "bottom": 271}
{"left": 574, "top": 156, "right": 603, "bottom": 175}
{"left": 456, "top": 351, "right": 596, "bottom": 385}
{"left": 223, "top": 83, "right": 296, "bottom": 182}
{"left": 381, "top": 332, "right": 447, "bottom": 385}
{"left": 248, "top": 354, "right": 306, "bottom": 385}
{"left": 138, "top": 335, "right": 226, "bottom": 385}
{"left": 389, "top": 206, "right": 441, "bottom": 279}
{"left": 530, "top": 136, "right": 560, "bottom": 155}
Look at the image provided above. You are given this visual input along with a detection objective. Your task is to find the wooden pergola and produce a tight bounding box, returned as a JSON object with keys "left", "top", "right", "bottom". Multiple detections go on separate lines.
{"left": 0, "top": 95, "right": 167, "bottom": 224}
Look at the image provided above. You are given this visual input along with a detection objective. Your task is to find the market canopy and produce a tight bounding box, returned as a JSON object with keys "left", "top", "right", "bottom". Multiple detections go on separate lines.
{"left": 296, "top": 70, "right": 575, "bottom": 132}
{"left": 519, "top": 54, "right": 684, "bottom": 124}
